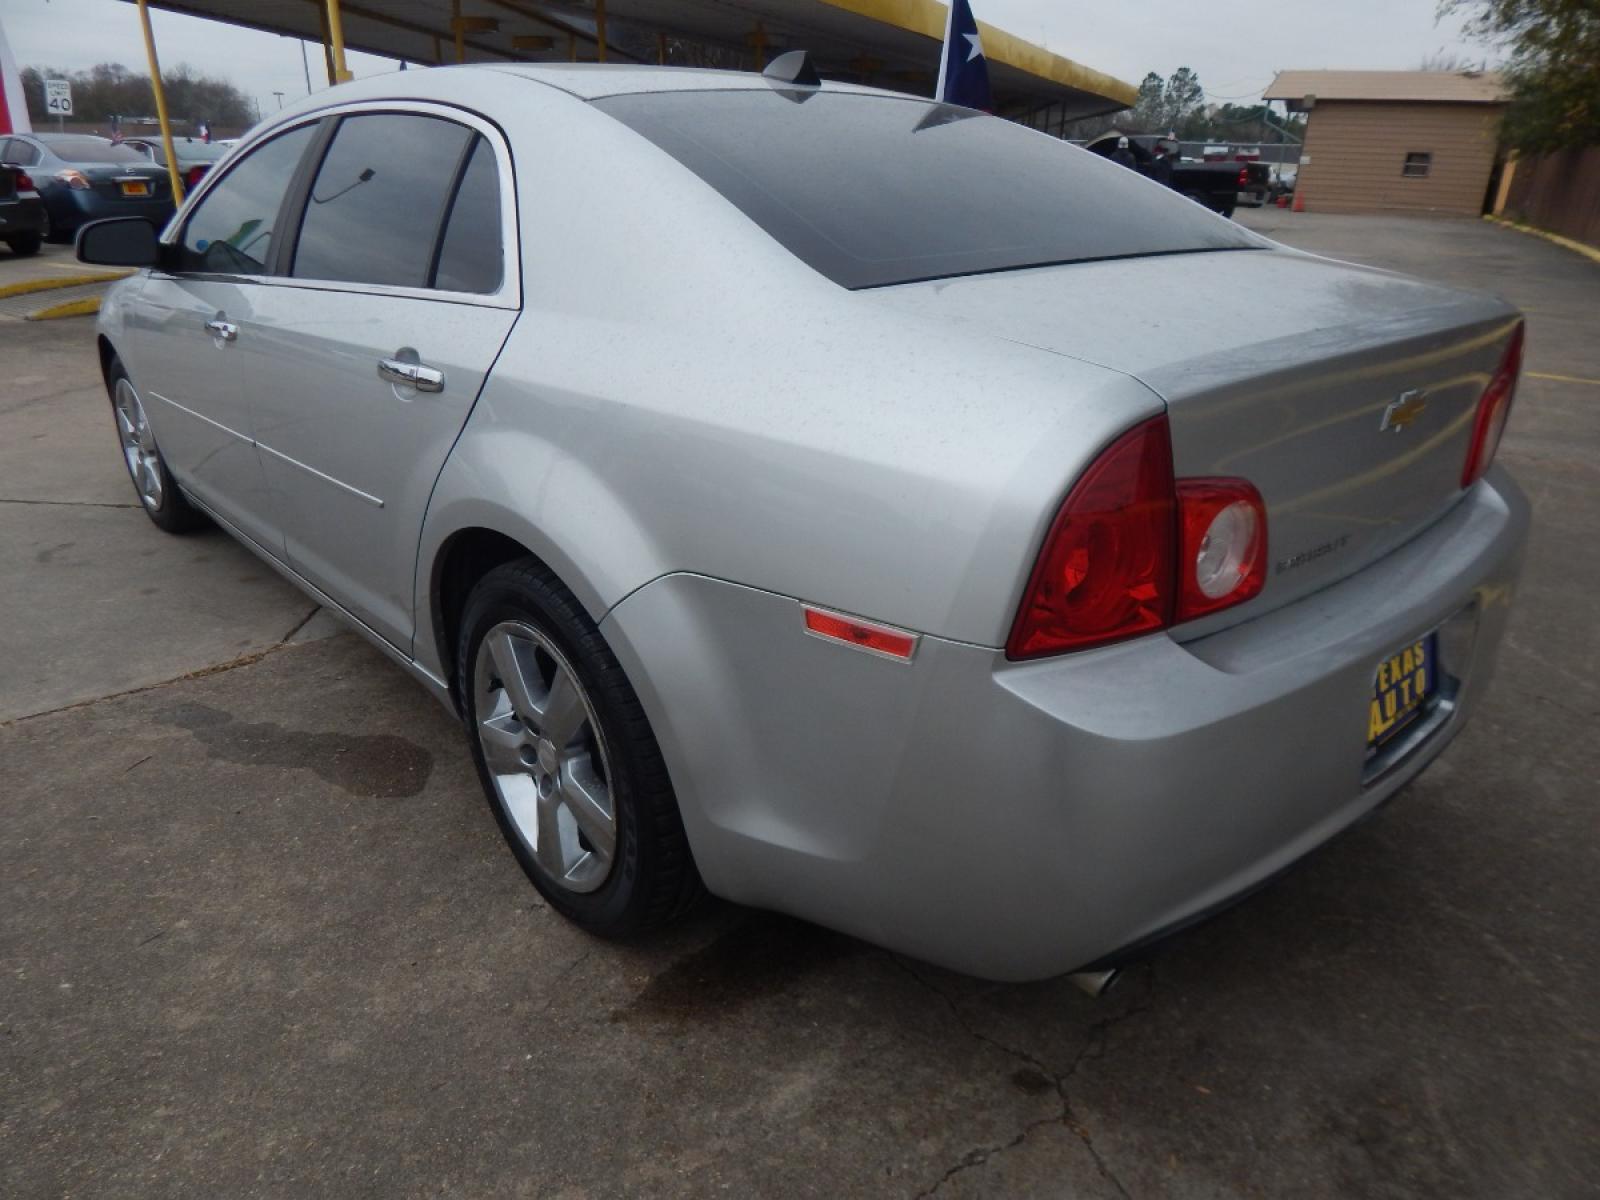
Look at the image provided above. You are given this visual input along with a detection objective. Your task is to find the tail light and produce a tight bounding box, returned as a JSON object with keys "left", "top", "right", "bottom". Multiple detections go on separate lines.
{"left": 1007, "top": 418, "right": 1175, "bottom": 659}
{"left": 1237, "top": 167, "right": 1250, "bottom": 187}
{"left": 1175, "top": 479, "right": 1266, "bottom": 621}
{"left": 185, "top": 165, "right": 210, "bottom": 188}
{"left": 15, "top": 170, "right": 35, "bottom": 193}
{"left": 1461, "top": 323, "right": 1524, "bottom": 489}
{"left": 1006, "top": 416, "right": 1269, "bottom": 660}
{"left": 56, "top": 168, "right": 91, "bottom": 190}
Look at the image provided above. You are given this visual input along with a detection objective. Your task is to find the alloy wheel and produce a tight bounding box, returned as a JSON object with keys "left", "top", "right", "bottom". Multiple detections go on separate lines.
{"left": 114, "top": 377, "right": 164, "bottom": 511}
{"left": 473, "top": 621, "right": 617, "bottom": 893}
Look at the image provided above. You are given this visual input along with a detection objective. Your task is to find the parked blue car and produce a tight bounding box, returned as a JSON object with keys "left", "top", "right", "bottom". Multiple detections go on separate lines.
{"left": 0, "top": 133, "right": 174, "bottom": 243}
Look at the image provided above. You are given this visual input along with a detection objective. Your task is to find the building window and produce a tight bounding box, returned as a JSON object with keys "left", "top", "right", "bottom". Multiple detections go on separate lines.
{"left": 1402, "top": 152, "right": 1432, "bottom": 178}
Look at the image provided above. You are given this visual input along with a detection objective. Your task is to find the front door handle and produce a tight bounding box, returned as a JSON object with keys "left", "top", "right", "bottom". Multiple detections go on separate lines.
{"left": 377, "top": 356, "right": 445, "bottom": 393}
{"left": 203, "top": 317, "right": 238, "bottom": 341}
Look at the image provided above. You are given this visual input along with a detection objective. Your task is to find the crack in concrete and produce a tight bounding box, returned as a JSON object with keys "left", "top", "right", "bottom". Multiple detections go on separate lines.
{"left": 913, "top": 1116, "right": 1062, "bottom": 1199}
{"left": 894, "top": 954, "right": 1152, "bottom": 1199}
{"left": 0, "top": 497, "right": 140, "bottom": 509}
{"left": 280, "top": 604, "right": 322, "bottom": 642}
{"left": 1, "top": 609, "right": 338, "bottom": 728}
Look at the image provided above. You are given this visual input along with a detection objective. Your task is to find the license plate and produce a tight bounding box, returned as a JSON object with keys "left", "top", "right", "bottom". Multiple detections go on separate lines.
{"left": 120, "top": 180, "right": 150, "bottom": 196}
{"left": 1367, "top": 634, "right": 1438, "bottom": 749}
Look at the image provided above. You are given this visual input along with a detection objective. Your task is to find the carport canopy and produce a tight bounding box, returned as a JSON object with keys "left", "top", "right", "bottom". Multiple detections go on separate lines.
{"left": 130, "top": 0, "right": 1135, "bottom": 120}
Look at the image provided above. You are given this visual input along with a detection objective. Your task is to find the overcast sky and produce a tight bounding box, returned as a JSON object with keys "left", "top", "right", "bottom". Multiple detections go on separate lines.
{"left": 2, "top": 0, "right": 1492, "bottom": 120}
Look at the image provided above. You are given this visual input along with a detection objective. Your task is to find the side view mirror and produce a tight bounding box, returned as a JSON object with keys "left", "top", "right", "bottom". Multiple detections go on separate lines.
{"left": 77, "top": 217, "right": 161, "bottom": 267}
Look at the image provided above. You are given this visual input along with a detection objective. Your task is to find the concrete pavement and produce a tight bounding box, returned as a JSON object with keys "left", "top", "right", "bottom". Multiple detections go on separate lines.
{"left": 2, "top": 213, "right": 1596, "bottom": 1197}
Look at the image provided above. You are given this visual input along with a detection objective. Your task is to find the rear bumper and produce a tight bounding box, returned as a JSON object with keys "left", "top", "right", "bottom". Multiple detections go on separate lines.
{"left": 0, "top": 195, "right": 46, "bottom": 238}
{"left": 44, "top": 187, "right": 174, "bottom": 234}
{"left": 602, "top": 469, "right": 1530, "bottom": 981}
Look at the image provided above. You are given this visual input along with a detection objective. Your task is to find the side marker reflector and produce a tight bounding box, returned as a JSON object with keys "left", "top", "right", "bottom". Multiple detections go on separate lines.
{"left": 802, "top": 606, "right": 918, "bottom": 662}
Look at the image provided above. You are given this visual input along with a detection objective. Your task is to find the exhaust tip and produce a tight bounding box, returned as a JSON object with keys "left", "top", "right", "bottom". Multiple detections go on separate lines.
{"left": 1067, "top": 968, "right": 1121, "bottom": 998}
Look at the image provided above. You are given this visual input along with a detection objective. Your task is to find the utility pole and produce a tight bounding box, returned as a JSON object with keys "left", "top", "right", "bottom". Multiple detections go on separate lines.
{"left": 273, "top": 90, "right": 285, "bottom": 110}
{"left": 300, "top": 40, "right": 313, "bottom": 93}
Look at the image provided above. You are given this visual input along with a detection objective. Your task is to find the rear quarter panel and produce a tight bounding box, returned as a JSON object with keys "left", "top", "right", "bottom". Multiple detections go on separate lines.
{"left": 413, "top": 87, "right": 1165, "bottom": 679}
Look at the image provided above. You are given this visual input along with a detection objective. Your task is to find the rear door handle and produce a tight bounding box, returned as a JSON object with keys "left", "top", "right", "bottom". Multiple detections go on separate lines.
{"left": 377, "top": 356, "right": 445, "bottom": 393}
{"left": 203, "top": 318, "right": 238, "bottom": 341}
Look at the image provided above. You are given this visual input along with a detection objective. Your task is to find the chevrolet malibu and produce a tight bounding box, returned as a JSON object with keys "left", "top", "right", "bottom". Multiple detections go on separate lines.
{"left": 79, "top": 61, "right": 1528, "bottom": 983}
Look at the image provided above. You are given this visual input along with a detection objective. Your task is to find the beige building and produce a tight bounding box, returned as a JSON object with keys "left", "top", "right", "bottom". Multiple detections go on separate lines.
{"left": 1264, "top": 70, "right": 1507, "bottom": 215}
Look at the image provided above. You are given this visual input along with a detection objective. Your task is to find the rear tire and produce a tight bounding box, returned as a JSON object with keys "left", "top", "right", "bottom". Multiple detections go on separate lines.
{"left": 42, "top": 209, "right": 69, "bottom": 244}
{"left": 106, "top": 357, "right": 207, "bottom": 534}
{"left": 5, "top": 232, "right": 42, "bottom": 256}
{"left": 457, "top": 558, "right": 703, "bottom": 937}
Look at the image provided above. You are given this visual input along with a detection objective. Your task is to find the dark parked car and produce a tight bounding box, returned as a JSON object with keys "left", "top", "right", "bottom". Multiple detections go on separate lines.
{"left": 1086, "top": 133, "right": 1271, "bottom": 218}
{"left": 125, "top": 136, "right": 233, "bottom": 191}
{"left": 0, "top": 162, "right": 46, "bottom": 256}
{"left": 0, "top": 133, "right": 174, "bottom": 243}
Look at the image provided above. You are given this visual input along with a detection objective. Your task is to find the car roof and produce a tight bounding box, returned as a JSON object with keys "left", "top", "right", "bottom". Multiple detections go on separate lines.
{"left": 479, "top": 62, "right": 897, "bottom": 102}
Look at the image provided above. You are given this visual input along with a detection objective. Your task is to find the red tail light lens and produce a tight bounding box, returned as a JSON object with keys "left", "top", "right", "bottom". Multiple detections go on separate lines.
{"left": 1174, "top": 479, "right": 1267, "bottom": 621}
{"left": 1237, "top": 167, "right": 1250, "bottom": 187}
{"left": 1006, "top": 417, "right": 1176, "bottom": 659}
{"left": 1461, "top": 323, "right": 1524, "bottom": 489}
{"left": 15, "top": 171, "right": 34, "bottom": 192}
{"left": 185, "top": 165, "right": 209, "bottom": 188}
{"left": 56, "top": 168, "right": 91, "bottom": 190}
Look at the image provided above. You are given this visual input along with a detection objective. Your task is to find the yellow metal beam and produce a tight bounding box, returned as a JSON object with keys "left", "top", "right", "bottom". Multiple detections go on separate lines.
{"left": 816, "top": 0, "right": 1137, "bottom": 108}
{"left": 317, "top": 1, "right": 336, "bottom": 84}
{"left": 453, "top": 0, "right": 465, "bottom": 62}
{"left": 512, "top": 34, "right": 555, "bottom": 51}
{"left": 595, "top": 0, "right": 607, "bottom": 63}
{"left": 134, "top": 0, "right": 185, "bottom": 206}
{"left": 324, "top": 0, "right": 352, "bottom": 81}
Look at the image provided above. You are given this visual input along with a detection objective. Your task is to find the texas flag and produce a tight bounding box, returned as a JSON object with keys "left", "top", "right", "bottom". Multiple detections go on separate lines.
{"left": 0, "top": 14, "right": 33, "bottom": 135}
{"left": 934, "top": 0, "right": 992, "bottom": 112}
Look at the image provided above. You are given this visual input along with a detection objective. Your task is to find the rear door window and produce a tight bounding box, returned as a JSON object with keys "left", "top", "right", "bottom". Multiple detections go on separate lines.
{"left": 5, "top": 139, "right": 41, "bottom": 167}
{"left": 596, "top": 90, "right": 1260, "bottom": 289}
{"left": 292, "top": 113, "right": 472, "bottom": 289}
{"left": 432, "top": 136, "right": 503, "bottom": 294}
{"left": 177, "top": 123, "right": 317, "bottom": 275}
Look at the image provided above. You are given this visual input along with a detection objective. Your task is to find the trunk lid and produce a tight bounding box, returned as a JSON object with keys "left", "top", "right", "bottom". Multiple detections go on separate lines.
{"left": 866, "top": 247, "right": 1520, "bottom": 633}
{"left": 83, "top": 163, "right": 168, "bottom": 202}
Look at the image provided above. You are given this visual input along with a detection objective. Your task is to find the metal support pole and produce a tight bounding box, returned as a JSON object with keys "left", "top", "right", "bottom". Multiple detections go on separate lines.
{"left": 453, "top": 0, "right": 465, "bottom": 63}
{"left": 325, "top": 0, "right": 352, "bottom": 82}
{"left": 595, "top": 0, "right": 607, "bottom": 63}
{"left": 318, "top": 3, "right": 336, "bottom": 86}
{"left": 657, "top": 32, "right": 667, "bottom": 66}
{"left": 135, "top": 0, "right": 184, "bottom": 205}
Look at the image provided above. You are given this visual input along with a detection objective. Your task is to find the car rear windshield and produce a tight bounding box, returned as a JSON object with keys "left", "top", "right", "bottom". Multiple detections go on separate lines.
{"left": 42, "top": 136, "right": 146, "bottom": 164}
{"left": 594, "top": 90, "right": 1259, "bottom": 289}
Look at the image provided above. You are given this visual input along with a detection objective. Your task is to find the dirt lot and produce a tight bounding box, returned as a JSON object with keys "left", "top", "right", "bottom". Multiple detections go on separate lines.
{"left": 2, "top": 211, "right": 1596, "bottom": 1198}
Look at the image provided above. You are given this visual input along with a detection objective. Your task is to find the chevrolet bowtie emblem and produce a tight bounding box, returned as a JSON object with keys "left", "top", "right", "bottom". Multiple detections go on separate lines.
{"left": 1380, "top": 389, "right": 1428, "bottom": 433}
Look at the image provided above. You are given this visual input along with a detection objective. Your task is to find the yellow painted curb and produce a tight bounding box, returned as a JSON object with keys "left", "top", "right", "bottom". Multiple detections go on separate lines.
{"left": 1484, "top": 215, "right": 1600, "bottom": 268}
{"left": 25, "top": 295, "right": 103, "bottom": 321}
{"left": 1528, "top": 370, "right": 1600, "bottom": 387}
{"left": 0, "top": 270, "right": 133, "bottom": 300}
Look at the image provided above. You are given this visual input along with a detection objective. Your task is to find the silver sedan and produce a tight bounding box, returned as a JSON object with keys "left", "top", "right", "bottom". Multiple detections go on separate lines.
{"left": 80, "top": 60, "right": 1528, "bottom": 983}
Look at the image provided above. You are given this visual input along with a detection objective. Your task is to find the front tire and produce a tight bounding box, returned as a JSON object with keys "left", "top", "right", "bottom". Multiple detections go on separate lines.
{"left": 5, "top": 232, "right": 42, "bottom": 256}
{"left": 107, "top": 358, "right": 206, "bottom": 533}
{"left": 457, "top": 559, "right": 702, "bottom": 937}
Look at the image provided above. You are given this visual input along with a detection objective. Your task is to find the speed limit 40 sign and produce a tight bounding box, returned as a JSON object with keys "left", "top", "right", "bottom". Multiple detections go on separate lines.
{"left": 45, "top": 79, "right": 73, "bottom": 116}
